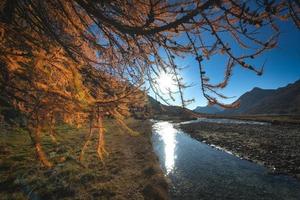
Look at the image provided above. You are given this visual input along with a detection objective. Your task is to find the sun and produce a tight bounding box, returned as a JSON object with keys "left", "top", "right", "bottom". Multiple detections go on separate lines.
{"left": 157, "top": 72, "right": 177, "bottom": 93}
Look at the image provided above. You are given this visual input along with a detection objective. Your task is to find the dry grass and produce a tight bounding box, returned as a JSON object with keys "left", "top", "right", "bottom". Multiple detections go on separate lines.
{"left": 0, "top": 119, "right": 169, "bottom": 200}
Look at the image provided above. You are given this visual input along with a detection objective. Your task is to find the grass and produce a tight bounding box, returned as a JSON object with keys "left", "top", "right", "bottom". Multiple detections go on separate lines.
{"left": 0, "top": 119, "right": 169, "bottom": 200}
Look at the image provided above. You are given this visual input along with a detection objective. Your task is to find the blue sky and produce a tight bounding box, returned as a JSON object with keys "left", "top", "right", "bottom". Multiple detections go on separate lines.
{"left": 149, "top": 20, "right": 300, "bottom": 109}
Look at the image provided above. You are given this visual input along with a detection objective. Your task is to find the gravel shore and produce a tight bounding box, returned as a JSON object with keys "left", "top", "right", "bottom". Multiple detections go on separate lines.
{"left": 180, "top": 121, "right": 300, "bottom": 180}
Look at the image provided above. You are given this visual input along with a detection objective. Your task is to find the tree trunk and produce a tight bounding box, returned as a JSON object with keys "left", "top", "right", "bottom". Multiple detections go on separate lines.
{"left": 97, "top": 115, "right": 107, "bottom": 161}
{"left": 49, "top": 118, "right": 58, "bottom": 144}
{"left": 33, "top": 124, "right": 52, "bottom": 168}
{"left": 79, "top": 118, "right": 93, "bottom": 162}
{"left": 49, "top": 130, "right": 58, "bottom": 144}
{"left": 49, "top": 117, "right": 58, "bottom": 145}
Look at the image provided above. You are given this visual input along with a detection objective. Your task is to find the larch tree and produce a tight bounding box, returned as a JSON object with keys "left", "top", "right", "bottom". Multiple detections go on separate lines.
{"left": 0, "top": 43, "right": 91, "bottom": 167}
{"left": 79, "top": 66, "right": 146, "bottom": 162}
{"left": 0, "top": 0, "right": 299, "bottom": 167}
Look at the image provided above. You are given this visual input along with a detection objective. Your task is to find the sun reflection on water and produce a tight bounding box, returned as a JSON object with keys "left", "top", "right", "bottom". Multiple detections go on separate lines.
{"left": 154, "top": 122, "right": 177, "bottom": 174}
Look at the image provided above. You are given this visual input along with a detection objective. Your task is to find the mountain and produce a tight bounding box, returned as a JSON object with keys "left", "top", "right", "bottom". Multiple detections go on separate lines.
{"left": 221, "top": 80, "right": 300, "bottom": 115}
{"left": 193, "top": 105, "right": 224, "bottom": 114}
{"left": 147, "top": 96, "right": 198, "bottom": 120}
{"left": 147, "top": 79, "right": 300, "bottom": 118}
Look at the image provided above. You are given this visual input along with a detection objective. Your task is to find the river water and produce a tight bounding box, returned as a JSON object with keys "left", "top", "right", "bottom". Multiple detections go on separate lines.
{"left": 151, "top": 120, "right": 300, "bottom": 200}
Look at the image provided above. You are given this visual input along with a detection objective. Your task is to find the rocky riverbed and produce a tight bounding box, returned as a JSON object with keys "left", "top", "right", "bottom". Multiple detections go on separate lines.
{"left": 180, "top": 121, "right": 300, "bottom": 180}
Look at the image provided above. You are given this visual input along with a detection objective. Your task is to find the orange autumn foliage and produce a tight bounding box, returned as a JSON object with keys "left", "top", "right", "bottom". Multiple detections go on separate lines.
{"left": 0, "top": 0, "right": 298, "bottom": 167}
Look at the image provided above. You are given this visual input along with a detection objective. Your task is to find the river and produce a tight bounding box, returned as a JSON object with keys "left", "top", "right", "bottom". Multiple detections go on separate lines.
{"left": 151, "top": 120, "right": 300, "bottom": 200}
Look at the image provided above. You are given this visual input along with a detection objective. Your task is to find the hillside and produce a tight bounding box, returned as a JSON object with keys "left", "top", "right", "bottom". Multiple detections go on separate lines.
{"left": 194, "top": 105, "right": 224, "bottom": 114}
{"left": 147, "top": 96, "right": 198, "bottom": 120}
{"left": 222, "top": 80, "right": 300, "bottom": 115}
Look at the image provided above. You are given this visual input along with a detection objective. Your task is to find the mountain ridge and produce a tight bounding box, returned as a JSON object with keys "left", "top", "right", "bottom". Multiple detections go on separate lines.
{"left": 147, "top": 96, "right": 198, "bottom": 120}
{"left": 194, "top": 80, "right": 300, "bottom": 115}
{"left": 194, "top": 105, "right": 224, "bottom": 114}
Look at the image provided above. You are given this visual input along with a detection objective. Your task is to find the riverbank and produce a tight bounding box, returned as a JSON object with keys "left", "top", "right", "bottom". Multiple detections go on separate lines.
{"left": 0, "top": 119, "right": 169, "bottom": 200}
{"left": 180, "top": 121, "right": 300, "bottom": 180}
{"left": 198, "top": 114, "right": 300, "bottom": 125}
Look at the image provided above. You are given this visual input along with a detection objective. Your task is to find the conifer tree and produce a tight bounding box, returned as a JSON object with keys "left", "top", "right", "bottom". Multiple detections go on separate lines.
{"left": 0, "top": 0, "right": 298, "bottom": 166}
